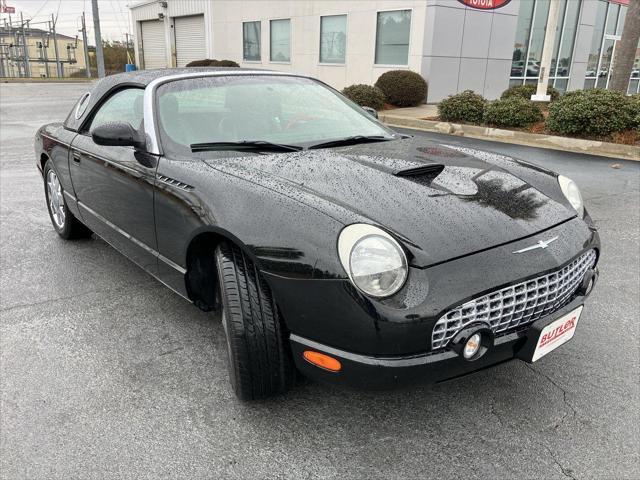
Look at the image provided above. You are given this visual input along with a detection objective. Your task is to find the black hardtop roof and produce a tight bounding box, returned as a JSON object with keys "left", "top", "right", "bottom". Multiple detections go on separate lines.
{"left": 63, "top": 67, "right": 276, "bottom": 132}
{"left": 98, "top": 67, "right": 271, "bottom": 87}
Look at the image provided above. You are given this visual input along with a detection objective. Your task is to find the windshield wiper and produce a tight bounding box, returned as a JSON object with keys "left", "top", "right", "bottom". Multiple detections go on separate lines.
{"left": 308, "top": 135, "right": 395, "bottom": 150}
{"left": 191, "top": 140, "right": 303, "bottom": 153}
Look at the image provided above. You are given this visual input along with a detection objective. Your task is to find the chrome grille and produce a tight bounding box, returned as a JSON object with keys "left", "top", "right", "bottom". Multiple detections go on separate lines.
{"left": 431, "top": 249, "right": 597, "bottom": 350}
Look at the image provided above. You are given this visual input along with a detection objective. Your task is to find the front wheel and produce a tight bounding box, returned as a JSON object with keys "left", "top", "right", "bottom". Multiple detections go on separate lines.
{"left": 43, "top": 160, "right": 91, "bottom": 239}
{"left": 215, "top": 242, "right": 295, "bottom": 400}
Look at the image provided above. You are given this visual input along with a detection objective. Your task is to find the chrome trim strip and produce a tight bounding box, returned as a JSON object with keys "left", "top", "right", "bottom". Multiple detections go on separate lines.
{"left": 290, "top": 332, "right": 526, "bottom": 367}
{"left": 63, "top": 190, "right": 77, "bottom": 202}
{"left": 290, "top": 334, "right": 457, "bottom": 367}
{"left": 78, "top": 201, "right": 187, "bottom": 275}
{"left": 72, "top": 147, "right": 140, "bottom": 175}
{"left": 40, "top": 134, "right": 71, "bottom": 148}
{"left": 157, "top": 174, "right": 194, "bottom": 191}
{"left": 75, "top": 92, "right": 91, "bottom": 119}
{"left": 143, "top": 71, "right": 309, "bottom": 155}
{"left": 149, "top": 271, "right": 192, "bottom": 302}
{"left": 158, "top": 253, "right": 187, "bottom": 275}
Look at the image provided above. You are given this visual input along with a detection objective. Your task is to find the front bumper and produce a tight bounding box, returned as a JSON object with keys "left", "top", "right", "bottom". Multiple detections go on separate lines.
{"left": 289, "top": 295, "right": 588, "bottom": 389}
{"left": 267, "top": 218, "right": 599, "bottom": 357}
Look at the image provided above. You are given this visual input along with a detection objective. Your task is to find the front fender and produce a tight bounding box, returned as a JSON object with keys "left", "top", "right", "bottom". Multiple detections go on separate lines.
{"left": 154, "top": 156, "right": 352, "bottom": 283}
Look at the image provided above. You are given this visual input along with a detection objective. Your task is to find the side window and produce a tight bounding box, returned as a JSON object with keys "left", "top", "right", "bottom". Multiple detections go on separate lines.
{"left": 87, "top": 88, "right": 145, "bottom": 132}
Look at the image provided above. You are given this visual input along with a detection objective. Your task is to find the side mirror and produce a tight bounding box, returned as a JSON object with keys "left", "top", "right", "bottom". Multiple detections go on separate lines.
{"left": 91, "top": 122, "right": 146, "bottom": 150}
{"left": 362, "top": 106, "right": 378, "bottom": 119}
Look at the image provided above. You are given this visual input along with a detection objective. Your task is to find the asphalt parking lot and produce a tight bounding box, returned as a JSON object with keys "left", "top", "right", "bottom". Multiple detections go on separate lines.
{"left": 1, "top": 82, "right": 639, "bottom": 480}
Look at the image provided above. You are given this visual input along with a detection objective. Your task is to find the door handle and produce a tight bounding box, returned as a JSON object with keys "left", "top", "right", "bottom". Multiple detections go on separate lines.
{"left": 72, "top": 151, "right": 81, "bottom": 163}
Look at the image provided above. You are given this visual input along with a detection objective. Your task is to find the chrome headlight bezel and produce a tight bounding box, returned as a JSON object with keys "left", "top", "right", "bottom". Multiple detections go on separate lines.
{"left": 558, "top": 175, "right": 584, "bottom": 218}
{"left": 338, "top": 224, "right": 408, "bottom": 298}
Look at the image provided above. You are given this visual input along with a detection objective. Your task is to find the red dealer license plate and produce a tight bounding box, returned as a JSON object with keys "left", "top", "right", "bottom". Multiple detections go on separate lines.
{"left": 531, "top": 306, "right": 583, "bottom": 362}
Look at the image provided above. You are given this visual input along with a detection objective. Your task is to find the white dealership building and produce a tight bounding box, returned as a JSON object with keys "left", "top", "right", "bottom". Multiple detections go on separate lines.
{"left": 129, "top": 0, "right": 639, "bottom": 102}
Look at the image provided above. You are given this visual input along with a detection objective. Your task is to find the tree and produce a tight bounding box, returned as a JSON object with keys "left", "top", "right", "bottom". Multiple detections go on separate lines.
{"left": 610, "top": 0, "right": 640, "bottom": 93}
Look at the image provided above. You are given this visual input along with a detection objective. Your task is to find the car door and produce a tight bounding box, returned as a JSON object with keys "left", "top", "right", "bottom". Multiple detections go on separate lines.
{"left": 69, "top": 87, "right": 159, "bottom": 274}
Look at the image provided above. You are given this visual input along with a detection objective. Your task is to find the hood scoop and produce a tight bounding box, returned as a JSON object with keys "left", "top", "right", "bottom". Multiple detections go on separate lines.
{"left": 394, "top": 164, "right": 445, "bottom": 185}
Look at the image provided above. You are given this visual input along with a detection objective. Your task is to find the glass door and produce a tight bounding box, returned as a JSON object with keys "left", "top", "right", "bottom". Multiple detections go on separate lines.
{"left": 596, "top": 34, "right": 620, "bottom": 89}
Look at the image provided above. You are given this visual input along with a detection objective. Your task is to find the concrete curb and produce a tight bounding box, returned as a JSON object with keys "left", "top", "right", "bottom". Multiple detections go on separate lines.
{"left": 379, "top": 113, "right": 640, "bottom": 161}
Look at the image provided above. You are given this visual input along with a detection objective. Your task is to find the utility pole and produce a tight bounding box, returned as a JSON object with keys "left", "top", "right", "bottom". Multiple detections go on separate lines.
{"left": 81, "top": 12, "right": 91, "bottom": 78}
{"left": 41, "top": 30, "right": 49, "bottom": 77}
{"left": 19, "top": 12, "right": 30, "bottom": 77}
{"left": 125, "top": 33, "right": 133, "bottom": 64}
{"left": 51, "top": 15, "right": 62, "bottom": 77}
{"left": 91, "top": 0, "right": 105, "bottom": 77}
{"left": 8, "top": 14, "right": 18, "bottom": 77}
{"left": 531, "top": 0, "right": 561, "bottom": 102}
{"left": 609, "top": 0, "right": 640, "bottom": 93}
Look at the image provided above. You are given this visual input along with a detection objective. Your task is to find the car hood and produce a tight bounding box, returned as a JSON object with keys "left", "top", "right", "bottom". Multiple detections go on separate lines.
{"left": 202, "top": 138, "right": 575, "bottom": 267}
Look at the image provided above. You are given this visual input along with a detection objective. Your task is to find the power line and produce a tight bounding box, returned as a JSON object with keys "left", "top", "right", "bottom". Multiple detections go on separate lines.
{"left": 54, "top": 0, "right": 62, "bottom": 24}
{"left": 27, "top": 0, "right": 52, "bottom": 21}
{"left": 109, "top": 0, "right": 125, "bottom": 35}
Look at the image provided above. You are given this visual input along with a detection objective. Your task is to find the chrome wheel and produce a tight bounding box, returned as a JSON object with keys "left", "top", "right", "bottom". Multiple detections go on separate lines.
{"left": 46, "top": 169, "right": 65, "bottom": 229}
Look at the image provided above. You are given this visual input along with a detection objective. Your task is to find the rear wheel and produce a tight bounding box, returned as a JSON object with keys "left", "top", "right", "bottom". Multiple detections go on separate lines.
{"left": 215, "top": 242, "right": 295, "bottom": 400}
{"left": 43, "top": 160, "right": 92, "bottom": 240}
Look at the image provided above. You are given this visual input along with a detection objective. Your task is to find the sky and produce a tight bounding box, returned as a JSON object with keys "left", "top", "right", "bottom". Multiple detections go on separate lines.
{"left": 0, "top": 0, "right": 132, "bottom": 43}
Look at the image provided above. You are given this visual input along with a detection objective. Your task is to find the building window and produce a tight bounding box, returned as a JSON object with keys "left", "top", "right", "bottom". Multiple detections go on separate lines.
{"left": 374, "top": 10, "right": 411, "bottom": 65}
{"left": 243, "top": 21, "right": 261, "bottom": 61}
{"left": 510, "top": 0, "right": 582, "bottom": 93}
{"left": 552, "top": 0, "right": 580, "bottom": 78}
{"left": 320, "top": 15, "right": 347, "bottom": 64}
{"left": 629, "top": 39, "right": 640, "bottom": 95}
{"left": 585, "top": 1, "right": 636, "bottom": 92}
{"left": 270, "top": 19, "right": 291, "bottom": 62}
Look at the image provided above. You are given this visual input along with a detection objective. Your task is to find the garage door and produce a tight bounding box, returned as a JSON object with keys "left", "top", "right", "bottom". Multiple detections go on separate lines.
{"left": 175, "top": 15, "right": 206, "bottom": 68}
{"left": 141, "top": 20, "right": 167, "bottom": 69}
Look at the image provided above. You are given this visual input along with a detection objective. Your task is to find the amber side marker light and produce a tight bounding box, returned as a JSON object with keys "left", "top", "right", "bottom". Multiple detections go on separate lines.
{"left": 303, "top": 351, "right": 342, "bottom": 372}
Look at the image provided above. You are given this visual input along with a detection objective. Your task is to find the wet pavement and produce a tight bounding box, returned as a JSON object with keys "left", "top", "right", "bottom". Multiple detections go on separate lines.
{"left": 1, "top": 82, "right": 639, "bottom": 479}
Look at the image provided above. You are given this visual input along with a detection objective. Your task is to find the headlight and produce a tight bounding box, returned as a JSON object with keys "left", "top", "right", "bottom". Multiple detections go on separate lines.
{"left": 558, "top": 175, "right": 584, "bottom": 217}
{"left": 338, "top": 224, "right": 408, "bottom": 298}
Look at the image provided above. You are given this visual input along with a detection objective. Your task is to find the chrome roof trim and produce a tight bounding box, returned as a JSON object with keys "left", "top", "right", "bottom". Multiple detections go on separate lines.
{"left": 143, "top": 70, "right": 306, "bottom": 155}
{"left": 74, "top": 92, "right": 91, "bottom": 120}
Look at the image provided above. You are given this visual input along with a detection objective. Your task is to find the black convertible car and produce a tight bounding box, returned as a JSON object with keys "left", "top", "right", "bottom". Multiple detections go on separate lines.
{"left": 35, "top": 68, "right": 600, "bottom": 400}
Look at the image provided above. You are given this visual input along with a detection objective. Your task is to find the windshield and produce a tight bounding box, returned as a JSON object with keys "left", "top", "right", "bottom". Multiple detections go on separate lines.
{"left": 155, "top": 75, "right": 395, "bottom": 155}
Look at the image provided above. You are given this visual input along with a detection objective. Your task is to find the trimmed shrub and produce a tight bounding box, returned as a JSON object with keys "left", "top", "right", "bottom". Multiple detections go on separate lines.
{"left": 214, "top": 59, "right": 240, "bottom": 67}
{"left": 626, "top": 94, "right": 640, "bottom": 130}
{"left": 341, "top": 84, "right": 386, "bottom": 110}
{"left": 185, "top": 59, "right": 214, "bottom": 67}
{"left": 374, "top": 70, "right": 427, "bottom": 107}
{"left": 483, "top": 97, "right": 543, "bottom": 128}
{"left": 501, "top": 84, "right": 560, "bottom": 102}
{"left": 438, "top": 90, "right": 486, "bottom": 124}
{"left": 185, "top": 59, "right": 239, "bottom": 67}
{"left": 546, "top": 89, "right": 632, "bottom": 137}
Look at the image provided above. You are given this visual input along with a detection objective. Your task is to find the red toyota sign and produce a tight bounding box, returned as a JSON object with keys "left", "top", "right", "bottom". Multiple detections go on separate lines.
{"left": 457, "top": 0, "right": 512, "bottom": 9}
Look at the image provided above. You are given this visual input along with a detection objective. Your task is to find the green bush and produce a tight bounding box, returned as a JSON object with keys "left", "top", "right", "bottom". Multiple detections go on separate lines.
{"left": 501, "top": 84, "right": 560, "bottom": 102}
{"left": 483, "top": 97, "right": 543, "bottom": 128}
{"left": 438, "top": 90, "right": 486, "bottom": 124}
{"left": 374, "top": 70, "right": 427, "bottom": 107}
{"left": 626, "top": 94, "right": 640, "bottom": 130}
{"left": 185, "top": 59, "right": 239, "bottom": 67}
{"left": 546, "top": 89, "right": 632, "bottom": 137}
{"left": 214, "top": 59, "right": 241, "bottom": 67}
{"left": 341, "top": 84, "right": 386, "bottom": 110}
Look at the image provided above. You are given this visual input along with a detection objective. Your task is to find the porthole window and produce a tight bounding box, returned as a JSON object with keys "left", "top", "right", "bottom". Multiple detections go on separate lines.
{"left": 74, "top": 92, "right": 91, "bottom": 120}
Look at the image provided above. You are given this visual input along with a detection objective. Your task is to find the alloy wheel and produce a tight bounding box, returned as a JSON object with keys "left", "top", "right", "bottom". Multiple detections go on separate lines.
{"left": 46, "top": 169, "right": 65, "bottom": 229}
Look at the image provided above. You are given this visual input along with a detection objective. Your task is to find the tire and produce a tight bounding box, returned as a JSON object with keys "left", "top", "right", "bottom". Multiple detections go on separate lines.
{"left": 43, "top": 160, "right": 92, "bottom": 240}
{"left": 215, "top": 242, "right": 295, "bottom": 400}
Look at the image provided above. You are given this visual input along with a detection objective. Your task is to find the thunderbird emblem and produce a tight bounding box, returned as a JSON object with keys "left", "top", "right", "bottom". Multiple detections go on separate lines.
{"left": 512, "top": 236, "right": 558, "bottom": 254}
